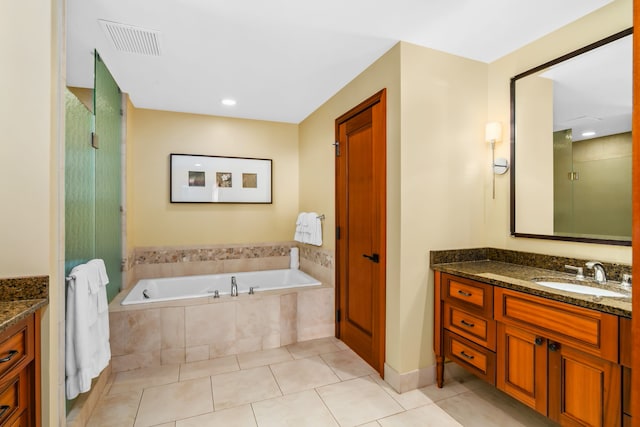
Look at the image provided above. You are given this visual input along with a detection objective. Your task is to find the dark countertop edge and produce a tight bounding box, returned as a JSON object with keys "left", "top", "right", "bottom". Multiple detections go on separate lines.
{"left": 430, "top": 248, "right": 631, "bottom": 281}
{"left": 0, "top": 299, "right": 48, "bottom": 333}
{"left": 432, "top": 262, "right": 631, "bottom": 318}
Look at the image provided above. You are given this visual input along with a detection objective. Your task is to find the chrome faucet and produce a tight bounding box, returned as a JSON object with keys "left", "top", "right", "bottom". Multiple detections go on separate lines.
{"left": 585, "top": 261, "right": 607, "bottom": 284}
{"left": 564, "top": 265, "right": 584, "bottom": 280}
{"left": 231, "top": 276, "right": 238, "bottom": 297}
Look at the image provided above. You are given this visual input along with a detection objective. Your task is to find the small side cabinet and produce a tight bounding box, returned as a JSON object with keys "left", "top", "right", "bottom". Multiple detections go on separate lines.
{"left": 0, "top": 311, "right": 40, "bottom": 427}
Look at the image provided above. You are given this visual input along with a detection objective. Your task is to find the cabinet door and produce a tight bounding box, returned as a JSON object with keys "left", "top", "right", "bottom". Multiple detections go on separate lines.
{"left": 548, "top": 343, "right": 621, "bottom": 427}
{"left": 496, "top": 323, "right": 548, "bottom": 415}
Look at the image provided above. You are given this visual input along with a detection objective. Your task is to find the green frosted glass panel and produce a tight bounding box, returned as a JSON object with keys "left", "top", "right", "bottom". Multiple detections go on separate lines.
{"left": 64, "top": 89, "right": 95, "bottom": 276}
{"left": 94, "top": 54, "right": 122, "bottom": 302}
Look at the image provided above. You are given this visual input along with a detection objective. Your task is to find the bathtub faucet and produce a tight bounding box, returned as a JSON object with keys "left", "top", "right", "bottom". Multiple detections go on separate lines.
{"left": 231, "top": 276, "right": 238, "bottom": 297}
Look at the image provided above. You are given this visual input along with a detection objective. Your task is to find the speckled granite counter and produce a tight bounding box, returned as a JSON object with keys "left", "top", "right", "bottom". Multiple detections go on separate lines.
{"left": 431, "top": 249, "right": 631, "bottom": 318}
{"left": 0, "top": 276, "right": 48, "bottom": 332}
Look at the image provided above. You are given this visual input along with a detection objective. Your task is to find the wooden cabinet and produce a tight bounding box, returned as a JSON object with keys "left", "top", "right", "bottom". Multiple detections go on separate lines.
{"left": 0, "top": 312, "right": 40, "bottom": 427}
{"left": 435, "top": 273, "right": 495, "bottom": 386}
{"left": 435, "top": 272, "right": 625, "bottom": 427}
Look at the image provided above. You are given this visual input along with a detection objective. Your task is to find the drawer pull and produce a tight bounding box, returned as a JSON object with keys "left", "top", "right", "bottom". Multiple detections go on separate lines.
{"left": 0, "top": 350, "right": 18, "bottom": 363}
{"left": 0, "top": 405, "right": 10, "bottom": 418}
{"left": 457, "top": 290, "right": 472, "bottom": 297}
{"left": 460, "top": 319, "right": 475, "bottom": 328}
{"left": 460, "top": 351, "right": 475, "bottom": 360}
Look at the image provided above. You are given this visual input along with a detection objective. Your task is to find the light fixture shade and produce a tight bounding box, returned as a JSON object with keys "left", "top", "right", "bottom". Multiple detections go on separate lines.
{"left": 485, "top": 122, "right": 502, "bottom": 143}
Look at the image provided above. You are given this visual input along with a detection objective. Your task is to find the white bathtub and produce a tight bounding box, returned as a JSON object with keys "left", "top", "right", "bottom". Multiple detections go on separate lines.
{"left": 121, "top": 269, "right": 321, "bottom": 305}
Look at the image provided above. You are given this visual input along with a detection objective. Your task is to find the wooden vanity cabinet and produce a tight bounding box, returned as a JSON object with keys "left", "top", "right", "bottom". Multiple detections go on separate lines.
{"left": 435, "top": 272, "right": 625, "bottom": 427}
{"left": 436, "top": 272, "right": 496, "bottom": 386}
{"left": 0, "top": 312, "right": 40, "bottom": 427}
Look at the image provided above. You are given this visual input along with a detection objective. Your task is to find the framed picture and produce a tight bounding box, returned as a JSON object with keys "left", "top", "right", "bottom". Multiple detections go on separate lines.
{"left": 170, "top": 154, "right": 272, "bottom": 203}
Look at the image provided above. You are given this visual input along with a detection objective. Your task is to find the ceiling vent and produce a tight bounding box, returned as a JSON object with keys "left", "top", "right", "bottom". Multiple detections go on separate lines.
{"left": 99, "top": 20, "right": 162, "bottom": 56}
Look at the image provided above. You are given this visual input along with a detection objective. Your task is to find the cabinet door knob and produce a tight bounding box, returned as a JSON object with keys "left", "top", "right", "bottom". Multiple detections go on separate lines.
{"left": 548, "top": 342, "right": 560, "bottom": 352}
{"left": 534, "top": 337, "right": 544, "bottom": 346}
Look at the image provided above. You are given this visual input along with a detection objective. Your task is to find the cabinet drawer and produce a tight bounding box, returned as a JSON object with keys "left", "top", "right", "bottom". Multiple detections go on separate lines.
{"left": 0, "top": 317, "right": 33, "bottom": 382}
{"left": 444, "top": 330, "right": 495, "bottom": 385}
{"left": 441, "top": 274, "right": 493, "bottom": 317}
{"left": 443, "top": 303, "right": 496, "bottom": 351}
{"left": 0, "top": 370, "right": 27, "bottom": 427}
{"left": 494, "top": 288, "right": 618, "bottom": 362}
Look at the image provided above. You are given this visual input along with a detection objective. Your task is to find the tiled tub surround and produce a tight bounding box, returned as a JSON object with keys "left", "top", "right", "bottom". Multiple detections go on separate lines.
{"left": 126, "top": 242, "right": 334, "bottom": 290}
{"left": 430, "top": 248, "right": 631, "bottom": 317}
{"left": 110, "top": 242, "right": 335, "bottom": 373}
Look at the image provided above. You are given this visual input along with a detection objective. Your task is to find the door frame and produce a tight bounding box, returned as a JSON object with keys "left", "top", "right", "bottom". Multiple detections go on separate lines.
{"left": 334, "top": 89, "right": 387, "bottom": 375}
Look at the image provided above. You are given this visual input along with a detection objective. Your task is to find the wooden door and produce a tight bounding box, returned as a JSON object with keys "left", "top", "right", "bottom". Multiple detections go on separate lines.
{"left": 496, "top": 323, "right": 548, "bottom": 415}
{"left": 335, "top": 89, "right": 386, "bottom": 375}
{"left": 548, "top": 343, "right": 621, "bottom": 427}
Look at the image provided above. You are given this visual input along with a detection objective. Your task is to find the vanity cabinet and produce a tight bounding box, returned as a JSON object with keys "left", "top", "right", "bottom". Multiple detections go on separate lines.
{"left": 437, "top": 273, "right": 496, "bottom": 386}
{"left": 435, "top": 272, "right": 624, "bottom": 427}
{"left": 0, "top": 312, "right": 40, "bottom": 427}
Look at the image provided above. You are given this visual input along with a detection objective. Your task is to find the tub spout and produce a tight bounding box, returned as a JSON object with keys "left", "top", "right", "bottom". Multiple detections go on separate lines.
{"left": 231, "top": 276, "right": 238, "bottom": 297}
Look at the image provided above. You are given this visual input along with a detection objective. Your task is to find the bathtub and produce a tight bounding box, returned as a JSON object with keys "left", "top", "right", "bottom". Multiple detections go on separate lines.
{"left": 121, "top": 268, "right": 321, "bottom": 305}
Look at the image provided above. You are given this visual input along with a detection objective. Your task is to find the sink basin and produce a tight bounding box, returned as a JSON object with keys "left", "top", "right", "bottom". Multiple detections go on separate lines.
{"left": 534, "top": 281, "right": 627, "bottom": 298}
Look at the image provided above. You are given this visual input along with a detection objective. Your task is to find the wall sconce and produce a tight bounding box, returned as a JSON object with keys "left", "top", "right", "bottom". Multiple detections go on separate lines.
{"left": 485, "top": 122, "right": 509, "bottom": 199}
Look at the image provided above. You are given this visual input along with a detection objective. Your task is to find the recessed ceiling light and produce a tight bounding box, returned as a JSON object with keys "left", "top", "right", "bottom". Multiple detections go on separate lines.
{"left": 221, "top": 98, "right": 237, "bottom": 106}
{"left": 581, "top": 131, "right": 596, "bottom": 137}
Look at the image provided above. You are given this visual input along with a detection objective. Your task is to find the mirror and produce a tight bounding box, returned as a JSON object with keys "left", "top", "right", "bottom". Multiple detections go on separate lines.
{"left": 510, "top": 28, "right": 633, "bottom": 246}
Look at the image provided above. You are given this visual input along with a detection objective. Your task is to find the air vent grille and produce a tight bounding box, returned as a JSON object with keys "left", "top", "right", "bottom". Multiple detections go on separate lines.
{"left": 99, "top": 20, "right": 161, "bottom": 56}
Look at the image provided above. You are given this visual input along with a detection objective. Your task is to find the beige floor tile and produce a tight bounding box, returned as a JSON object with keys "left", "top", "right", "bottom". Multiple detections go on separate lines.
{"left": 356, "top": 423, "right": 381, "bottom": 427}
{"left": 134, "top": 378, "right": 213, "bottom": 427}
{"left": 418, "top": 379, "right": 470, "bottom": 403}
{"left": 436, "top": 386, "right": 557, "bottom": 427}
{"left": 211, "top": 366, "right": 282, "bottom": 411}
{"left": 286, "top": 337, "right": 341, "bottom": 359}
{"left": 176, "top": 405, "right": 257, "bottom": 427}
{"left": 369, "top": 375, "right": 435, "bottom": 410}
{"left": 237, "top": 347, "right": 293, "bottom": 370}
{"left": 109, "top": 365, "right": 180, "bottom": 396}
{"left": 87, "top": 390, "right": 142, "bottom": 427}
{"left": 317, "top": 376, "right": 403, "bottom": 427}
{"left": 270, "top": 356, "right": 340, "bottom": 395}
{"left": 252, "top": 389, "right": 339, "bottom": 427}
{"left": 320, "top": 349, "right": 377, "bottom": 380}
{"left": 179, "top": 355, "right": 239, "bottom": 381}
{"left": 152, "top": 424, "right": 175, "bottom": 427}
{"left": 378, "top": 404, "right": 462, "bottom": 427}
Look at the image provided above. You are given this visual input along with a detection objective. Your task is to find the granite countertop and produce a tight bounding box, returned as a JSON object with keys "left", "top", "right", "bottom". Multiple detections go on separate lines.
{"left": 432, "top": 259, "right": 631, "bottom": 318}
{"left": 0, "top": 276, "right": 49, "bottom": 333}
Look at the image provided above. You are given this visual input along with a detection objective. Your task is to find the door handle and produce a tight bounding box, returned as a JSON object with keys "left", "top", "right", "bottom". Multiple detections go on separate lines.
{"left": 362, "top": 253, "right": 380, "bottom": 263}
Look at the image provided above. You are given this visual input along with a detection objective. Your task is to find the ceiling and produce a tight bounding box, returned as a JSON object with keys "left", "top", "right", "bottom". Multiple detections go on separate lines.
{"left": 66, "top": 0, "right": 612, "bottom": 124}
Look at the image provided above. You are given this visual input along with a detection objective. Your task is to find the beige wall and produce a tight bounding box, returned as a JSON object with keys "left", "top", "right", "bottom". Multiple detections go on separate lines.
{"left": 127, "top": 108, "right": 299, "bottom": 248}
{"left": 0, "top": 0, "right": 62, "bottom": 425}
{"left": 299, "top": 42, "right": 488, "bottom": 374}
{"left": 486, "top": 0, "right": 633, "bottom": 264}
{"left": 398, "top": 43, "right": 487, "bottom": 372}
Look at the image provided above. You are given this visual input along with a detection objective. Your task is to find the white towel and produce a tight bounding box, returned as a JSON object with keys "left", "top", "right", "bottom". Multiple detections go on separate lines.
{"left": 65, "top": 262, "right": 111, "bottom": 400}
{"left": 306, "top": 212, "right": 323, "bottom": 246}
{"left": 87, "top": 259, "right": 109, "bottom": 313}
{"left": 294, "top": 212, "right": 307, "bottom": 243}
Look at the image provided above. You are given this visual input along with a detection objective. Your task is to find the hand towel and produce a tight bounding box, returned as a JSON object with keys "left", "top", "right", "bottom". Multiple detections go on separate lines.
{"left": 306, "top": 212, "right": 323, "bottom": 246}
{"left": 294, "top": 212, "right": 307, "bottom": 243}
{"left": 88, "top": 259, "right": 110, "bottom": 313}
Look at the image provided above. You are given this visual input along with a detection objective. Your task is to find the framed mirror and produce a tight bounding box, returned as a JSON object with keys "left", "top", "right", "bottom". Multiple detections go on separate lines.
{"left": 510, "top": 28, "right": 633, "bottom": 246}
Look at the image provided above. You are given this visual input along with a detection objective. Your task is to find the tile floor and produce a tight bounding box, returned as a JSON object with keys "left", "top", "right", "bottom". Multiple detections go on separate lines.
{"left": 87, "top": 337, "right": 557, "bottom": 427}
